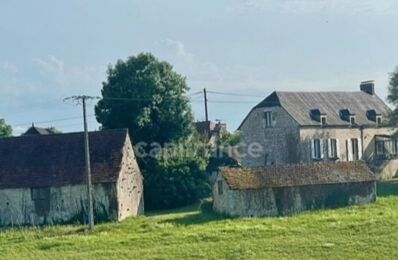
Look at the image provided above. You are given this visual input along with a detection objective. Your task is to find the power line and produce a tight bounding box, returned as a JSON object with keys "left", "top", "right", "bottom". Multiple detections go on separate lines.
{"left": 12, "top": 115, "right": 95, "bottom": 127}
{"left": 207, "top": 100, "right": 259, "bottom": 104}
{"left": 206, "top": 90, "right": 262, "bottom": 98}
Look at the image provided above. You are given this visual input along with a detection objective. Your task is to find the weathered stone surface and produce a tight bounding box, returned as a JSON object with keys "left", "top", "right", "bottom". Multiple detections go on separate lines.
{"left": 239, "top": 106, "right": 398, "bottom": 179}
{"left": 213, "top": 174, "right": 376, "bottom": 217}
{"left": 0, "top": 131, "right": 144, "bottom": 227}
{"left": 0, "top": 183, "right": 117, "bottom": 227}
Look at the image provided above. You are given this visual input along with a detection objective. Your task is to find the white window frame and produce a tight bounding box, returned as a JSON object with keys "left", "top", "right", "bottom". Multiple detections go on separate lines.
{"left": 327, "top": 139, "right": 339, "bottom": 159}
{"left": 346, "top": 138, "right": 362, "bottom": 161}
{"left": 311, "top": 139, "right": 324, "bottom": 160}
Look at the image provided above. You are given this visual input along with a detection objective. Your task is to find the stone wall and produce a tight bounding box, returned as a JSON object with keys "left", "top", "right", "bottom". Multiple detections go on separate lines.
{"left": 300, "top": 127, "right": 398, "bottom": 179}
{"left": 239, "top": 106, "right": 300, "bottom": 167}
{"left": 0, "top": 183, "right": 118, "bottom": 227}
{"left": 239, "top": 106, "right": 398, "bottom": 179}
{"left": 213, "top": 174, "right": 376, "bottom": 217}
{"left": 116, "top": 134, "right": 144, "bottom": 220}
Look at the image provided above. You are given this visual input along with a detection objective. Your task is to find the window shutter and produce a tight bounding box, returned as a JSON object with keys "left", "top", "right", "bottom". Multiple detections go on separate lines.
{"left": 327, "top": 139, "right": 332, "bottom": 158}
{"left": 347, "top": 139, "right": 353, "bottom": 161}
{"left": 336, "top": 139, "right": 340, "bottom": 159}
{"left": 311, "top": 140, "right": 315, "bottom": 159}
{"left": 358, "top": 138, "right": 363, "bottom": 160}
{"left": 320, "top": 139, "right": 324, "bottom": 159}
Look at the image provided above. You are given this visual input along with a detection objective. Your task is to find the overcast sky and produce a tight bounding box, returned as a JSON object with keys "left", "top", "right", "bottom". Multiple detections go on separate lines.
{"left": 1, "top": 0, "right": 398, "bottom": 134}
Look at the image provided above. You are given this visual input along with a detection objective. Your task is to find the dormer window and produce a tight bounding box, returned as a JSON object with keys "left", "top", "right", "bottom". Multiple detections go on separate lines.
{"left": 321, "top": 115, "right": 327, "bottom": 126}
{"left": 350, "top": 115, "right": 356, "bottom": 126}
{"left": 310, "top": 109, "right": 326, "bottom": 126}
{"left": 340, "top": 109, "right": 356, "bottom": 126}
{"left": 366, "top": 109, "right": 382, "bottom": 126}
{"left": 376, "top": 115, "right": 382, "bottom": 126}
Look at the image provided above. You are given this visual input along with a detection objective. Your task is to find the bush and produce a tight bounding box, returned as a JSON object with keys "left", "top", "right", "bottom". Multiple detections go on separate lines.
{"left": 142, "top": 137, "right": 211, "bottom": 210}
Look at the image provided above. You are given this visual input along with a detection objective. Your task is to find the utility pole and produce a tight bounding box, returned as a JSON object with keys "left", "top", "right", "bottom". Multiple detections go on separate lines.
{"left": 64, "top": 95, "right": 97, "bottom": 231}
{"left": 203, "top": 88, "right": 208, "bottom": 122}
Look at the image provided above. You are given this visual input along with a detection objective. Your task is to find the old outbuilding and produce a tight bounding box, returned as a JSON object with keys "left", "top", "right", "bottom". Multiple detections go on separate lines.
{"left": 213, "top": 161, "right": 376, "bottom": 217}
{"left": 0, "top": 129, "right": 144, "bottom": 227}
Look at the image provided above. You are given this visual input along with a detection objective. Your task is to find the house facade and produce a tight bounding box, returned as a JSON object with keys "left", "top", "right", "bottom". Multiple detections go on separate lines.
{"left": 238, "top": 81, "right": 398, "bottom": 179}
{"left": 0, "top": 129, "right": 144, "bottom": 227}
{"left": 213, "top": 162, "right": 376, "bottom": 217}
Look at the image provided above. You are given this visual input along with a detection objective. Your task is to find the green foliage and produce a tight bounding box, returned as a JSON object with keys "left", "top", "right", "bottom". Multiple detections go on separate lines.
{"left": 0, "top": 118, "right": 12, "bottom": 138}
{"left": 387, "top": 67, "right": 398, "bottom": 124}
{"left": 95, "top": 53, "right": 194, "bottom": 146}
{"left": 143, "top": 136, "right": 210, "bottom": 210}
{"left": 1, "top": 181, "right": 398, "bottom": 259}
{"left": 95, "top": 53, "right": 209, "bottom": 210}
{"left": 220, "top": 131, "right": 240, "bottom": 146}
{"left": 46, "top": 126, "right": 62, "bottom": 134}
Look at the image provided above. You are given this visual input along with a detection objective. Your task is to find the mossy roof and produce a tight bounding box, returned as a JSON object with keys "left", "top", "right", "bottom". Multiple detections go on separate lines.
{"left": 219, "top": 161, "right": 376, "bottom": 190}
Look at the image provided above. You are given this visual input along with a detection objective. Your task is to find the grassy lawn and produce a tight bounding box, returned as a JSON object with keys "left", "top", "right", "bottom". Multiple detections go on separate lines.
{"left": 1, "top": 180, "right": 398, "bottom": 259}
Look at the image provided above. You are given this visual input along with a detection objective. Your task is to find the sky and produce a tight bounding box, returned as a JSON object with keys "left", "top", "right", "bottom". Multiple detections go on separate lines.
{"left": 1, "top": 0, "right": 398, "bottom": 135}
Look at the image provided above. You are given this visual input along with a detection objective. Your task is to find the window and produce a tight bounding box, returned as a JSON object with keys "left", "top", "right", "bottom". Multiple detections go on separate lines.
{"left": 375, "top": 139, "right": 398, "bottom": 158}
{"left": 217, "top": 180, "right": 223, "bottom": 195}
{"left": 376, "top": 116, "right": 382, "bottom": 126}
{"left": 351, "top": 138, "right": 359, "bottom": 160}
{"left": 264, "top": 111, "right": 272, "bottom": 128}
{"left": 350, "top": 116, "right": 356, "bottom": 126}
{"left": 376, "top": 141, "right": 385, "bottom": 156}
{"left": 311, "top": 139, "right": 322, "bottom": 160}
{"left": 321, "top": 116, "right": 327, "bottom": 126}
{"left": 328, "top": 139, "right": 338, "bottom": 159}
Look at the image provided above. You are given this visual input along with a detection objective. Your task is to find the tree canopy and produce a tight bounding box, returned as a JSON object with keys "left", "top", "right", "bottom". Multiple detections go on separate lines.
{"left": 0, "top": 118, "right": 12, "bottom": 138}
{"left": 388, "top": 67, "right": 398, "bottom": 124}
{"left": 95, "top": 53, "right": 194, "bottom": 146}
{"left": 95, "top": 53, "right": 210, "bottom": 210}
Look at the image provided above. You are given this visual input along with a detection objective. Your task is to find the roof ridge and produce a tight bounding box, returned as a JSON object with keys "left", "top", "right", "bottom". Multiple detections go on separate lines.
{"left": 0, "top": 128, "right": 128, "bottom": 142}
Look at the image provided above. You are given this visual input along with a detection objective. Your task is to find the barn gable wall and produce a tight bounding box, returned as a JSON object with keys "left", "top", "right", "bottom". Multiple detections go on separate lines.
{"left": 116, "top": 134, "right": 144, "bottom": 221}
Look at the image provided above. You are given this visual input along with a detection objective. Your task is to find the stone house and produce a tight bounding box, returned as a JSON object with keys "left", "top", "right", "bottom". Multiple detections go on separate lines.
{"left": 195, "top": 120, "right": 227, "bottom": 147}
{"left": 238, "top": 81, "right": 398, "bottom": 179}
{"left": 213, "top": 162, "right": 376, "bottom": 217}
{"left": 0, "top": 129, "right": 144, "bottom": 227}
{"left": 23, "top": 124, "right": 57, "bottom": 136}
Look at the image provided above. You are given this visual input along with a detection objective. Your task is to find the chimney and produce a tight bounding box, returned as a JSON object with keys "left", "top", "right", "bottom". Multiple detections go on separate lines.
{"left": 360, "top": 80, "right": 375, "bottom": 95}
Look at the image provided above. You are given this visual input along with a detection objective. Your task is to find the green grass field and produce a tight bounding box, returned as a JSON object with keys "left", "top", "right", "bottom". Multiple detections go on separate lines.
{"left": 1, "top": 180, "right": 398, "bottom": 259}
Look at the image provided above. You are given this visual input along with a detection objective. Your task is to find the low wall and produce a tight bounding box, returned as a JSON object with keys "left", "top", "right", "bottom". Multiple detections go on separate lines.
{"left": 213, "top": 179, "right": 376, "bottom": 217}
{"left": 0, "top": 183, "right": 118, "bottom": 227}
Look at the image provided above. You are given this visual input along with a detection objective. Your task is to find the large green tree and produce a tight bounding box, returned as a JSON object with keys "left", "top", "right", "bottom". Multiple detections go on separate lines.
{"left": 0, "top": 118, "right": 12, "bottom": 138}
{"left": 387, "top": 67, "right": 398, "bottom": 124}
{"left": 95, "top": 53, "right": 210, "bottom": 210}
{"left": 95, "top": 53, "right": 194, "bottom": 146}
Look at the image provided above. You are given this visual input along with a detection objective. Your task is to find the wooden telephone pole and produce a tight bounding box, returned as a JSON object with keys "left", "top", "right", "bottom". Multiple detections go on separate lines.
{"left": 203, "top": 88, "right": 208, "bottom": 122}
{"left": 64, "top": 95, "right": 96, "bottom": 230}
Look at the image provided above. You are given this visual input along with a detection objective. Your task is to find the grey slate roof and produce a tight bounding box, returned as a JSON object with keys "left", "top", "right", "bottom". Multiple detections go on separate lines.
{"left": 251, "top": 91, "right": 391, "bottom": 127}
{"left": 23, "top": 126, "right": 55, "bottom": 136}
{"left": 219, "top": 161, "right": 375, "bottom": 190}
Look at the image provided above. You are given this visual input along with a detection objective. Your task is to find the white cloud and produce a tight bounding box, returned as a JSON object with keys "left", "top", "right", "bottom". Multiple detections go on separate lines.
{"left": 33, "top": 55, "right": 66, "bottom": 85}
{"left": 31, "top": 55, "right": 104, "bottom": 95}
{"left": 153, "top": 39, "right": 222, "bottom": 85}
{"left": 227, "top": 0, "right": 398, "bottom": 15}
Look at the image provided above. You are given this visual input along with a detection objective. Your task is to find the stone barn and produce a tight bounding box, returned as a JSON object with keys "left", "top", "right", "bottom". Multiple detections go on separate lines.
{"left": 213, "top": 161, "right": 376, "bottom": 217}
{"left": 0, "top": 129, "right": 144, "bottom": 227}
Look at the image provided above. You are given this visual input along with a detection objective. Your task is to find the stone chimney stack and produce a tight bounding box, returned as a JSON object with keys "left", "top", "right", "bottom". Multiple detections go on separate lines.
{"left": 360, "top": 80, "right": 375, "bottom": 95}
